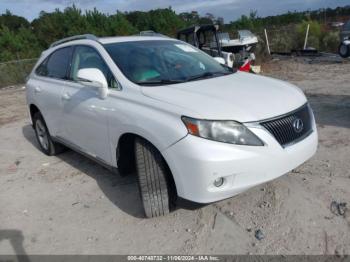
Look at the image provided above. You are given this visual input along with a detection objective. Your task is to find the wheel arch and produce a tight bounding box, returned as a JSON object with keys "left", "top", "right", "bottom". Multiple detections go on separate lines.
{"left": 29, "top": 104, "right": 41, "bottom": 125}
{"left": 116, "top": 132, "right": 178, "bottom": 199}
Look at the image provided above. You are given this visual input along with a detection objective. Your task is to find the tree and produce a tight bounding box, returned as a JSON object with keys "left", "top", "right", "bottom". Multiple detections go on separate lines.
{"left": 216, "top": 17, "right": 224, "bottom": 25}
{"left": 0, "top": 10, "right": 30, "bottom": 31}
{"left": 0, "top": 5, "right": 350, "bottom": 62}
{"left": 205, "top": 12, "right": 215, "bottom": 22}
{"left": 179, "top": 11, "right": 200, "bottom": 26}
{"left": 125, "top": 11, "right": 151, "bottom": 31}
{"left": 109, "top": 11, "right": 137, "bottom": 36}
{"left": 0, "top": 26, "right": 41, "bottom": 61}
{"left": 126, "top": 8, "right": 186, "bottom": 36}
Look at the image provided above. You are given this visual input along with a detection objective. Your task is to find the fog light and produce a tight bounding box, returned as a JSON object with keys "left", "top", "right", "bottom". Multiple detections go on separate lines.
{"left": 213, "top": 177, "right": 224, "bottom": 187}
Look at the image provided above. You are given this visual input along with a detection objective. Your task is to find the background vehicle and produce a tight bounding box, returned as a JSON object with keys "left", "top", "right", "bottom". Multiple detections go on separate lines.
{"left": 177, "top": 25, "right": 256, "bottom": 72}
{"left": 218, "top": 30, "right": 258, "bottom": 70}
{"left": 339, "top": 20, "right": 350, "bottom": 58}
{"left": 177, "top": 25, "right": 233, "bottom": 67}
{"left": 219, "top": 30, "right": 258, "bottom": 53}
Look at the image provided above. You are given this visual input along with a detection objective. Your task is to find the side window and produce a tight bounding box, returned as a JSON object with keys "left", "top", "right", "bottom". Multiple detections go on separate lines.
{"left": 35, "top": 58, "right": 49, "bottom": 77}
{"left": 45, "top": 47, "right": 73, "bottom": 79}
{"left": 70, "top": 46, "right": 118, "bottom": 89}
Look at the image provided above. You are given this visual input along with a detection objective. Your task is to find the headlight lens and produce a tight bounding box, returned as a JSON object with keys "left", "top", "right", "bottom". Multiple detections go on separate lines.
{"left": 182, "top": 116, "right": 264, "bottom": 146}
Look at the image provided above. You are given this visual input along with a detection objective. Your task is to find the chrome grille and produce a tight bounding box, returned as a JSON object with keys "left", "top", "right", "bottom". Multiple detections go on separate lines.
{"left": 260, "top": 104, "right": 313, "bottom": 147}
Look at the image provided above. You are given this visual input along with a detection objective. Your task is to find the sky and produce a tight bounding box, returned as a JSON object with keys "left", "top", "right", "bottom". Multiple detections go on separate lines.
{"left": 0, "top": 0, "right": 349, "bottom": 22}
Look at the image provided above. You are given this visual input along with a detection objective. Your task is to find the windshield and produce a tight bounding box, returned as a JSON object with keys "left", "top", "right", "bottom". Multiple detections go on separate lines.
{"left": 104, "top": 40, "right": 233, "bottom": 86}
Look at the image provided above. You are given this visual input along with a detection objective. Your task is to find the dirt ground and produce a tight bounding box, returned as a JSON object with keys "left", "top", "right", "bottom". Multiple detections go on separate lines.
{"left": 0, "top": 58, "right": 349, "bottom": 255}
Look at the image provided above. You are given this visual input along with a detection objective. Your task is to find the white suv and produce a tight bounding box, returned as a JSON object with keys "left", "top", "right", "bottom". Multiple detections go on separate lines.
{"left": 26, "top": 34, "right": 318, "bottom": 218}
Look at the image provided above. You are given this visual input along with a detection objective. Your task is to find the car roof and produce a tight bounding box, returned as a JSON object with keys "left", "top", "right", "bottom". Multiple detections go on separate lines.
{"left": 49, "top": 34, "right": 179, "bottom": 50}
{"left": 47, "top": 35, "right": 181, "bottom": 53}
{"left": 98, "top": 36, "right": 176, "bottom": 45}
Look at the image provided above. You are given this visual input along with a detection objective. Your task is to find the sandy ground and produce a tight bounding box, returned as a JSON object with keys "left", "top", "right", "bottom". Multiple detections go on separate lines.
{"left": 0, "top": 58, "right": 349, "bottom": 255}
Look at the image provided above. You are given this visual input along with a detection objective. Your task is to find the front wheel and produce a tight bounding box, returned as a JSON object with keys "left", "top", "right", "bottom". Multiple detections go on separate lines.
{"left": 339, "top": 43, "right": 350, "bottom": 58}
{"left": 134, "top": 138, "right": 174, "bottom": 218}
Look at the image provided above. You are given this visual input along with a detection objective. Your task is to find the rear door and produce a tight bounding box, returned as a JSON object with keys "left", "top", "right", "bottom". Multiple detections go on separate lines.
{"left": 29, "top": 46, "right": 73, "bottom": 136}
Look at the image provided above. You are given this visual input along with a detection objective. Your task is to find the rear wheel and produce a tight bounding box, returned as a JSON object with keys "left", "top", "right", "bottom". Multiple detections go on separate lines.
{"left": 33, "top": 112, "right": 66, "bottom": 156}
{"left": 134, "top": 138, "right": 173, "bottom": 218}
{"left": 339, "top": 43, "right": 350, "bottom": 58}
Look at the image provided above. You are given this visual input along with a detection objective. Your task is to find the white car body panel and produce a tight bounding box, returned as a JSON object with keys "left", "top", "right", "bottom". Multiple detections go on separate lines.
{"left": 26, "top": 36, "right": 318, "bottom": 204}
{"left": 163, "top": 117, "right": 318, "bottom": 203}
{"left": 220, "top": 37, "right": 258, "bottom": 47}
{"left": 60, "top": 81, "right": 112, "bottom": 163}
{"left": 142, "top": 72, "right": 307, "bottom": 122}
{"left": 26, "top": 75, "right": 65, "bottom": 136}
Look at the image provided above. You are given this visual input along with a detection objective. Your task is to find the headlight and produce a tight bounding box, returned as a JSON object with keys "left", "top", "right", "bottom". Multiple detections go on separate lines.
{"left": 181, "top": 116, "right": 264, "bottom": 146}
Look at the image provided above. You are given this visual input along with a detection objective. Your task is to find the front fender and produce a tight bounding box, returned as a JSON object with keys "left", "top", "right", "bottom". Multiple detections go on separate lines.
{"left": 106, "top": 92, "right": 189, "bottom": 166}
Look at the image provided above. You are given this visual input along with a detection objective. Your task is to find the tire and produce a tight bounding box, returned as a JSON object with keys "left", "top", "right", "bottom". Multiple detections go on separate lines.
{"left": 117, "top": 157, "right": 134, "bottom": 175}
{"left": 33, "top": 112, "right": 66, "bottom": 156}
{"left": 339, "top": 43, "right": 350, "bottom": 58}
{"left": 135, "top": 138, "right": 173, "bottom": 218}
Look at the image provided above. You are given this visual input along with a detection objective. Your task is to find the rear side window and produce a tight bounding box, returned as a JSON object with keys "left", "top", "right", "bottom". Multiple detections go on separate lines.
{"left": 35, "top": 59, "right": 48, "bottom": 76}
{"left": 36, "top": 47, "right": 73, "bottom": 79}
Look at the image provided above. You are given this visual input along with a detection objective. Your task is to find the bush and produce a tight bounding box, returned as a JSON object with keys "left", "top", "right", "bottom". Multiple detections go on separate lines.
{"left": 321, "top": 31, "right": 340, "bottom": 53}
{"left": 0, "top": 26, "right": 41, "bottom": 61}
{"left": 296, "top": 20, "right": 322, "bottom": 49}
{"left": 270, "top": 31, "right": 295, "bottom": 52}
{"left": 253, "top": 35, "right": 270, "bottom": 63}
{"left": 0, "top": 59, "right": 36, "bottom": 87}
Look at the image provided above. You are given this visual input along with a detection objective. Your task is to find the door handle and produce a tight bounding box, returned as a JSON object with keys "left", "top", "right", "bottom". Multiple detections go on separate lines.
{"left": 62, "top": 93, "right": 71, "bottom": 101}
{"left": 34, "top": 87, "right": 41, "bottom": 94}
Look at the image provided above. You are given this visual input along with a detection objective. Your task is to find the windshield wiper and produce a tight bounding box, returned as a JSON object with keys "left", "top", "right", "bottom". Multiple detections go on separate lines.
{"left": 186, "top": 71, "right": 231, "bottom": 82}
{"left": 136, "top": 71, "right": 232, "bottom": 85}
{"left": 136, "top": 79, "right": 185, "bottom": 86}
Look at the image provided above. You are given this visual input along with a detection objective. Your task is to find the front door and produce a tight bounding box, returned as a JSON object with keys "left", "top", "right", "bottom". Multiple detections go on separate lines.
{"left": 60, "top": 45, "right": 117, "bottom": 164}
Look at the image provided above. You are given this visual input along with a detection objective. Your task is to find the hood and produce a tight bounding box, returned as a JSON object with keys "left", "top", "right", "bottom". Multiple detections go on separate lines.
{"left": 141, "top": 72, "right": 307, "bottom": 122}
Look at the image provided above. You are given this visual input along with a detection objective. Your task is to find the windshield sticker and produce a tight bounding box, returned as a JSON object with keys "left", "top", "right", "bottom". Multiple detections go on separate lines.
{"left": 175, "top": 44, "right": 198, "bottom": 52}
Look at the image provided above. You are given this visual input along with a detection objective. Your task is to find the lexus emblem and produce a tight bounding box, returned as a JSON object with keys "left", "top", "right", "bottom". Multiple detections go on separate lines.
{"left": 293, "top": 118, "right": 304, "bottom": 133}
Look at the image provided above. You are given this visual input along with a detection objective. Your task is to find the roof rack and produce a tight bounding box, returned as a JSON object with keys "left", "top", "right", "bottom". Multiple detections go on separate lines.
{"left": 50, "top": 34, "right": 99, "bottom": 48}
{"left": 138, "top": 30, "right": 168, "bottom": 38}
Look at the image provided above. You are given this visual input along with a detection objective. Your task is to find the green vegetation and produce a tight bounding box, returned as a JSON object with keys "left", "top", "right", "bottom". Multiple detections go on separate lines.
{"left": 0, "top": 58, "right": 36, "bottom": 87}
{"left": 296, "top": 20, "right": 322, "bottom": 49}
{"left": 225, "top": 6, "right": 350, "bottom": 32}
{"left": 0, "top": 5, "right": 349, "bottom": 62}
{"left": 223, "top": 7, "right": 350, "bottom": 54}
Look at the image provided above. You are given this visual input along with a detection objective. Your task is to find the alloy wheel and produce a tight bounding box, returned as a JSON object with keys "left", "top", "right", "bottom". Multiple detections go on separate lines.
{"left": 36, "top": 119, "right": 49, "bottom": 150}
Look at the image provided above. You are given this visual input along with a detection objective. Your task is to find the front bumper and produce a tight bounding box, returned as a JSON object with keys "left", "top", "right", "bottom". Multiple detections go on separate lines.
{"left": 162, "top": 125, "right": 318, "bottom": 204}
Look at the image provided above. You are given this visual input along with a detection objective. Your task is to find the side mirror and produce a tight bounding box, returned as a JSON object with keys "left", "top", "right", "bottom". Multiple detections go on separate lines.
{"left": 213, "top": 57, "right": 226, "bottom": 65}
{"left": 77, "top": 68, "right": 108, "bottom": 99}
